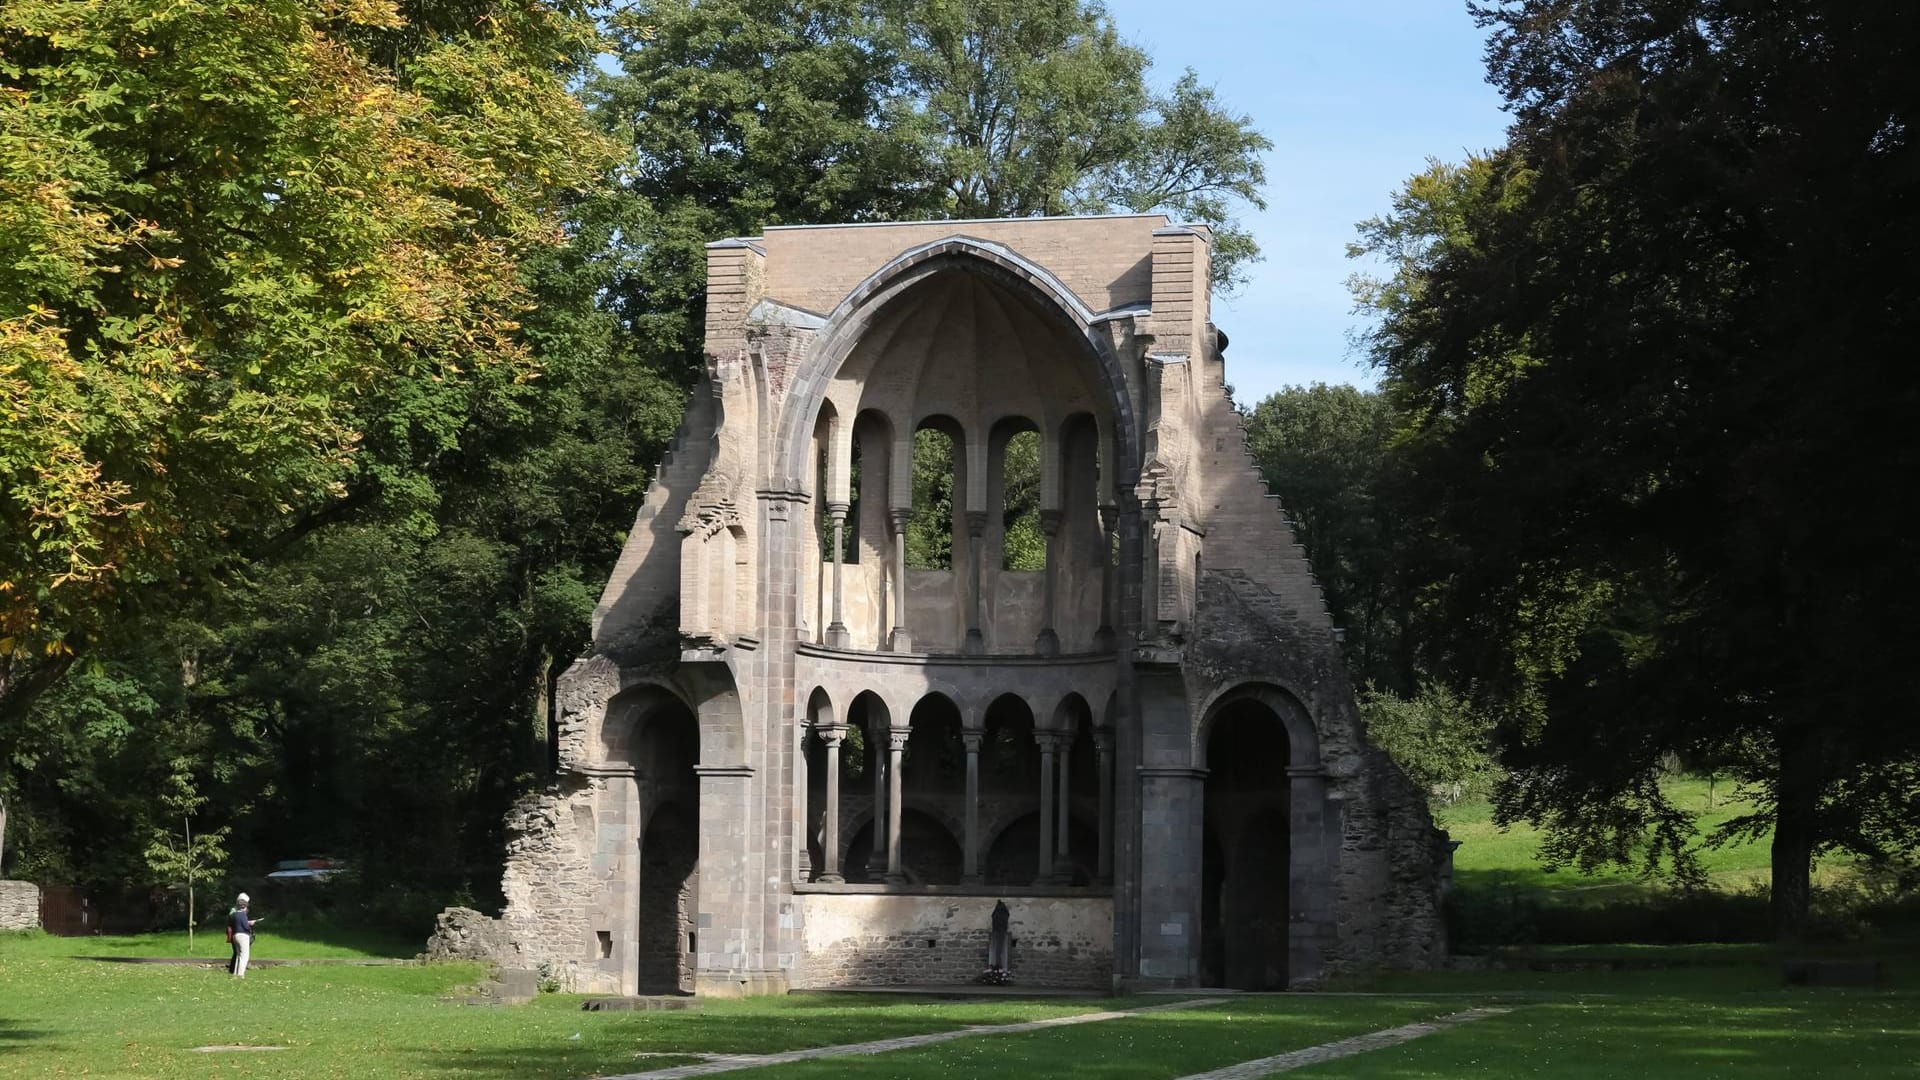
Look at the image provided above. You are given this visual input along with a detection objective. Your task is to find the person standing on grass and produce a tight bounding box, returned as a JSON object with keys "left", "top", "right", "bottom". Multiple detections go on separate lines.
{"left": 228, "top": 893, "right": 263, "bottom": 978}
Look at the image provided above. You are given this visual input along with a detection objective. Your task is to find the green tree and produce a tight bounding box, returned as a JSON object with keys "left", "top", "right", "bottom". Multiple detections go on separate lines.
{"left": 1358, "top": 682, "right": 1496, "bottom": 808}
{"left": 1353, "top": 2, "right": 1920, "bottom": 937}
{"left": 891, "top": 0, "right": 1270, "bottom": 288}
{"left": 142, "top": 758, "right": 230, "bottom": 953}
{"left": 1243, "top": 384, "right": 1413, "bottom": 687}
{"left": 0, "top": 0, "right": 611, "bottom": 719}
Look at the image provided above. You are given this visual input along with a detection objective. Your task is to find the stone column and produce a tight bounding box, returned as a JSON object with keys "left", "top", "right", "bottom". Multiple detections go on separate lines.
{"left": 1287, "top": 765, "right": 1335, "bottom": 986}
{"left": 1035, "top": 730, "right": 1059, "bottom": 884}
{"left": 865, "top": 722, "right": 888, "bottom": 877}
{"left": 1054, "top": 733, "right": 1073, "bottom": 883}
{"left": 796, "top": 721, "right": 812, "bottom": 882}
{"left": 816, "top": 725, "right": 846, "bottom": 883}
{"left": 887, "top": 509, "right": 913, "bottom": 652}
{"left": 964, "top": 510, "right": 988, "bottom": 654}
{"left": 825, "top": 502, "right": 850, "bottom": 647}
{"left": 1136, "top": 766, "right": 1207, "bottom": 985}
{"left": 885, "top": 727, "right": 909, "bottom": 883}
{"left": 961, "top": 729, "right": 984, "bottom": 883}
{"left": 1094, "top": 730, "right": 1114, "bottom": 883}
{"left": 691, "top": 762, "right": 760, "bottom": 996}
{"left": 1095, "top": 504, "right": 1118, "bottom": 650}
{"left": 1035, "top": 509, "right": 1063, "bottom": 654}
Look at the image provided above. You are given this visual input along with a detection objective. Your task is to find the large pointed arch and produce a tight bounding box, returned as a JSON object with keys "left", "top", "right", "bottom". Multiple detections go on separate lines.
{"left": 772, "top": 237, "right": 1141, "bottom": 502}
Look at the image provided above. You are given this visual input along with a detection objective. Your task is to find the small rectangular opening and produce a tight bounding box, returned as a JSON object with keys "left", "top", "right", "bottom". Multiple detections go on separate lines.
{"left": 687, "top": 932, "right": 697, "bottom": 954}
{"left": 597, "top": 930, "right": 612, "bottom": 958}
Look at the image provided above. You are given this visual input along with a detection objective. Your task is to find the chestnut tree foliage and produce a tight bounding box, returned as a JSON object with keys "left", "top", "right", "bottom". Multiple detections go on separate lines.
{"left": 1, "top": 0, "right": 1273, "bottom": 910}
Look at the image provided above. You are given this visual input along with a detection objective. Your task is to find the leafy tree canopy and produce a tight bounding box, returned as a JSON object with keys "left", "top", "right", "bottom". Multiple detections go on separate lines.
{"left": 1351, "top": 0, "right": 1920, "bottom": 937}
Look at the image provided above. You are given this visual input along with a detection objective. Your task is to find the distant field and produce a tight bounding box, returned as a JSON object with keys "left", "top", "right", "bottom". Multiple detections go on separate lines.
{"left": 1435, "top": 777, "right": 1852, "bottom": 904}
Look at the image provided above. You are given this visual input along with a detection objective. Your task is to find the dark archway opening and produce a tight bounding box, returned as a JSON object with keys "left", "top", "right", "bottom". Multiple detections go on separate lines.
{"left": 629, "top": 696, "right": 698, "bottom": 995}
{"left": 1201, "top": 699, "right": 1291, "bottom": 990}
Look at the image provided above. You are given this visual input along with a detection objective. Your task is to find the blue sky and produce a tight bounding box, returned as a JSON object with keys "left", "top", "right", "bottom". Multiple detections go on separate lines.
{"left": 1102, "top": 1, "right": 1512, "bottom": 401}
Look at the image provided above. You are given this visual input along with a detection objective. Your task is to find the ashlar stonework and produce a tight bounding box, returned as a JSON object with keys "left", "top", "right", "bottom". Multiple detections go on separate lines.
{"left": 435, "top": 215, "right": 1448, "bottom": 996}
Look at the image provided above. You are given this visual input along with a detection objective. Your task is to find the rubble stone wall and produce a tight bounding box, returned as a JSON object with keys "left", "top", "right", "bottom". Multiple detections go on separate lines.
{"left": 0, "top": 881, "right": 38, "bottom": 930}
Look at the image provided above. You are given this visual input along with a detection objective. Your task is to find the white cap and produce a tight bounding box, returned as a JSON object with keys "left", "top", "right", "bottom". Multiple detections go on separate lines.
{"left": 237, "top": 892, "right": 250, "bottom": 903}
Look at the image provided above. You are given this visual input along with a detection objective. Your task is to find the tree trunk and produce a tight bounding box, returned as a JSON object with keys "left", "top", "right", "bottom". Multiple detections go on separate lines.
{"left": 0, "top": 792, "right": 8, "bottom": 874}
{"left": 1771, "top": 723, "right": 1821, "bottom": 941}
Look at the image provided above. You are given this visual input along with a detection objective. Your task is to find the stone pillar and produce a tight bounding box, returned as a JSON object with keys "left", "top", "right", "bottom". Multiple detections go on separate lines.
{"left": 1035, "top": 509, "right": 1063, "bottom": 654}
{"left": 1094, "top": 730, "right": 1114, "bottom": 883}
{"left": 1287, "top": 766, "right": 1336, "bottom": 986}
{"left": 1054, "top": 733, "right": 1073, "bottom": 883}
{"left": 964, "top": 510, "right": 988, "bottom": 654}
{"left": 865, "top": 722, "right": 888, "bottom": 877}
{"left": 1095, "top": 504, "right": 1118, "bottom": 650}
{"left": 816, "top": 726, "right": 846, "bottom": 883}
{"left": 885, "top": 727, "right": 909, "bottom": 884}
{"left": 961, "top": 729, "right": 984, "bottom": 883}
{"left": 796, "top": 722, "right": 812, "bottom": 883}
{"left": 825, "top": 502, "right": 850, "bottom": 647}
{"left": 887, "top": 509, "right": 913, "bottom": 652}
{"left": 693, "top": 763, "right": 771, "bottom": 996}
{"left": 1136, "top": 766, "right": 1207, "bottom": 985}
{"left": 1035, "top": 730, "right": 1059, "bottom": 884}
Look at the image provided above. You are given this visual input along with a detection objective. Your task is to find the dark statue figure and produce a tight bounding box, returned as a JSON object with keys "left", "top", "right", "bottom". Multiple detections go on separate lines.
{"left": 988, "top": 899, "right": 1011, "bottom": 971}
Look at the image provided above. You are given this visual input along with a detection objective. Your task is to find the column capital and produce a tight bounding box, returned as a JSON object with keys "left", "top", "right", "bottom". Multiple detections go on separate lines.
{"left": 965, "top": 509, "right": 990, "bottom": 537}
{"left": 960, "top": 729, "right": 985, "bottom": 752}
{"left": 887, "top": 728, "right": 911, "bottom": 752}
{"left": 826, "top": 500, "right": 850, "bottom": 519}
{"left": 816, "top": 723, "right": 847, "bottom": 747}
{"left": 1092, "top": 730, "right": 1114, "bottom": 754}
{"left": 887, "top": 507, "right": 912, "bottom": 534}
{"left": 1033, "top": 729, "right": 1066, "bottom": 751}
{"left": 1039, "top": 508, "right": 1064, "bottom": 535}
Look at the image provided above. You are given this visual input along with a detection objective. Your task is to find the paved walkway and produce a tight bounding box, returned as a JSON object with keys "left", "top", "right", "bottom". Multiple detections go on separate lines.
{"left": 1169, "top": 1006, "right": 1514, "bottom": 1079}
{"left": 602, "top": 997, "right": 1228, "bottom": 1080}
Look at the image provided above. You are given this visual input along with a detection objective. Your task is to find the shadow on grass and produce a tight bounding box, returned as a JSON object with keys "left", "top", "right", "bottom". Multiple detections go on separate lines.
{"left": 0, "top": 1017, "right": 56, "bottom": 1054}
{"left": 400, "top": 1047, "right": 708, "bottom": 1079}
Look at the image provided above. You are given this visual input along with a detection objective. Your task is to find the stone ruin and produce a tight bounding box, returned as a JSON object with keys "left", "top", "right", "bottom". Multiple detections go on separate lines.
{"left": 431, "top": 215, "right": 1448, "bottom": 995}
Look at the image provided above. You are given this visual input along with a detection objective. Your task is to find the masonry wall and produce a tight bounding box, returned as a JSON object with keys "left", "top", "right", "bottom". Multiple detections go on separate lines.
{"left": 797, "top": 894, "right": 1111, "bottom": 988}
{"left": 761, "top": 216, "right": 1164, "bottom": 316}
{"left": 0, "top": 881, "right": 38, "bottom": 930}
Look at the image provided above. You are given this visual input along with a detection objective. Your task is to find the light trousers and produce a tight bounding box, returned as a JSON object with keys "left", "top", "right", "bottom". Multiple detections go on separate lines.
{"left": 232, "top": 932, "right": 252, "bottom": 978}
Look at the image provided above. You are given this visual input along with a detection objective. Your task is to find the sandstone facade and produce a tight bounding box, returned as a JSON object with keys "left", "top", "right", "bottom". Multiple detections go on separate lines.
{"left": 451, "top": 215, "right": 1446, "bottom": 995}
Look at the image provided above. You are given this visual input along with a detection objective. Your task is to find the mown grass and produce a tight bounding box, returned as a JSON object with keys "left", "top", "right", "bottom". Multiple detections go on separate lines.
{"left": 0, "top": 931, "right": 1131, "bottom": 1079}
{"left": 1288, "top": 986, "right": 1920, "bottom": 1079}
{"left": 3, "top": 923, "right": 419, "bottom": 961}
{"left": 1437, "top": 777, "right": 1858, "bottom": 904}
{"left": 8, "top": 929, "right": 1920, "bottom": 1078}
{"left": 741, "top": 997, "right": 1469, "bottom": 1080}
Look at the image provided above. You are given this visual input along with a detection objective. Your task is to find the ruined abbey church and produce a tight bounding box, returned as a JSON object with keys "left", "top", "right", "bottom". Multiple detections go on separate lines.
{"left": 461, "top": 216, "right": 1445, "bottom": 995}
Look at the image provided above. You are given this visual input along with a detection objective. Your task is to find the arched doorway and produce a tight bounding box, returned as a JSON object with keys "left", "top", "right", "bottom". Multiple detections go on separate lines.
{"left": 1200, "top": 697, "right": 1291, "bottom": 989}
{"left": 628, "top": 696, "right": 698, "bottom": 994}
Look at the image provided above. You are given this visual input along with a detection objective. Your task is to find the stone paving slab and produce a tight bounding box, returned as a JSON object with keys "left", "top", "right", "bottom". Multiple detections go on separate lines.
{"left": 600, "top": 997, "right": 1229, "bottom": 1080}
{"left": 1168, "top": 1006, "right": 1514, "bottom": 1080}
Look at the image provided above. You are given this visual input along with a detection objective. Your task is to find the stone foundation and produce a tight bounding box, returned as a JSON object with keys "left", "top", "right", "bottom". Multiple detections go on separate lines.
{"left": 797, "top": 893, "right": 1111, "bottom": 988}
{"left": 0, "top": 881, "right": 37, "bottom": 931}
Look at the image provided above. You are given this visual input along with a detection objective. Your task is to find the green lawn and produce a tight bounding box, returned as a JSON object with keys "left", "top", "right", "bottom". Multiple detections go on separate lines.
{"left": 740, "top": 997, "right": 1471, "bottom": 1080}
{"left": 6, "top": 930, "right": 1919, "bottom": 1079}
{"left": 0, "top": 931, "right": 1134, "bottom": 1079}
{"left": 1436, "top": 777, "right": 1853, "bottom": 903}
{"left": 2, "top": 923, "right": 420, "bottom": 961}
